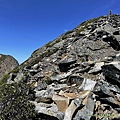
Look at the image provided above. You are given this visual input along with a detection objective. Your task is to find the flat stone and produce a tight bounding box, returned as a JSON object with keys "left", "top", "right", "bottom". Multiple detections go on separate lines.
{"left": 59, "top": 90, "right": 90, "bottom": 99}
{"left": 48, "top": 83, "right": 68, "bottom": 91}
{"left": 64, "top": 100, "right": 77, "bottom": 120}
{"left": 79, "top": 78, "right": 96, "bottom": 91}
{"left": 52, "top": 94, "right": 69, "bottom": 112}
{"left": 33, "top": 101, "right": 64, "bottom": 120}
{"left": 93, "top": 80, "right": 120, "bottom": 96}
{"left": 73, "top": 96, "right": 95, "bottom": 120}
{"left": 88, "top": 62, "right": 104, "bottom": 74}
{"left": 35, "top": 88, "right": 55, "bottom": 98}
{"left": 50, "top": 71, "right": 71, "bottom": 81}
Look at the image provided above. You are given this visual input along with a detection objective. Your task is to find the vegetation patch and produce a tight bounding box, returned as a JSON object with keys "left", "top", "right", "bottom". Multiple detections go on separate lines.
{"left": 9, "top": 67, "right": 20, "bottom": 74}
{"left": 76, "top": 17, "right": 100, "bottom": 33}
{"left": 0, "top": 74, "right": 10, "bottom": 87}
{"left": 44, "top": 77, "right": 52, "bottom": 85}
{"left": 30, "top": 47, "right": 59, "bottom": 66}
{"left": 45, "top": 38, "right": 61, "bottom": 48}
{"left": 0, "top": 82, "right": 37, "bottom": 120}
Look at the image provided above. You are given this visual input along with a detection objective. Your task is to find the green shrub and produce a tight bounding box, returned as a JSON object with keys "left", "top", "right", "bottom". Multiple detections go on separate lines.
{"left": 9, "top": 67, "right": 20, "bottom": 74}
{"left": 76, "top": 17, "right": 100, "bottom": 34}
{"left": 30, "top": 48, "right": 58, "bottom": 66}
{"left": 0, "top": 74, "right": 10, "bottom": 87}
{"left": 45, "top": 39, "right": 61, "bottom": 48}
{"left": 0, "top": 82, "right": 37, "bottom": 120}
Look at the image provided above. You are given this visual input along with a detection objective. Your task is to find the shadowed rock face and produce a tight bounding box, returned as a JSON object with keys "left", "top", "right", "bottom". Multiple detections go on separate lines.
{"left": 0, "top": 54, "right": 19, "bottom": 80}
{"left": 1, "top": 14, "right": 120, "bottom": 120}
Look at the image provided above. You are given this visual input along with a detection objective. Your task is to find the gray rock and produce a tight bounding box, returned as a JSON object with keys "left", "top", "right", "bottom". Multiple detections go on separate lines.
{"left": 93, "top": 79, "right": 120, "bottom": 108}
{"left": 50, "top": 71, "right": 71, "bottom": 81}
{"left": 48, "top": 83, "right": 68, "bottom": 91}
{"left": 73, "top": 97, "right": 95, "bottom": 120}
{"left": 64, "top": 100, "right": 77, "bottom": 120}
{"left": 88, "top": 62, "right": 104, "bottom": 74}
{"left": 102, "top": 64, "right": 120, "bottom": 84}
{"left": 33, "top": 101, "right": 64, "bottom": 120}
{"left": 14, "top": 72, "right": 24, "bottom": 83}
{"left": 7, "top": 73, "right": 17, "bottom": 84}
{"left": 32, "top": 63, "right": 39, "bottom": 69}
{"left": 107, "top": 61, "right": 120, "bottom": 71}
{"left": 34, "top": 81, "right": 47, "bottom": 91}
{"left": 68, "top": 74, "right": 84, "bottom": 85}
{"left": 79, "top": 78, "right": 96, "bottom": 91}
{"left": 74, "top": 98, "right": 82, "bottom": 107}
{"left": 93, "top": 80, "right": 120, "bottom": 95}
{"left": 97, "top": 30, "right": 120, "bottom": 50}
{"left": 29, "top": 69, "right": 38, "bottom": 76}
{"left": 58, "top": 58, "right": 76, "bottom": 72}
{"left": 7, "top": 72, "right": 24, "bottom": 84}
{"left": 35, "top": 88, "right": 56, "bottom": 98}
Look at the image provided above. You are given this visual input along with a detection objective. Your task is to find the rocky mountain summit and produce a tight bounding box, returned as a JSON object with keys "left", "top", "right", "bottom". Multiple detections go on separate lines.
{"left": 0, "top": 54, "right": 19, "bottom": 80}
{"left": 1, "top": 14, "right": 120, "bottom": 120}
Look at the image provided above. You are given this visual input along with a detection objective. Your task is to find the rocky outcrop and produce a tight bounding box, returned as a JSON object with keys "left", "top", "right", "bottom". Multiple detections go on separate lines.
{"left": 0, "top": 54, "right": 19, "bottom": 80}
{"left": 1, "top": 14, "right": 120, "bottom": 120}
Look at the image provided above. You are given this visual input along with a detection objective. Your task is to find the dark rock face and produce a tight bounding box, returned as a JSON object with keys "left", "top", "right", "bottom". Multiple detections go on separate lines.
{"left": 0, "top": 54, "right": 19, "bottom": 80}
{"left": 58, "top": 58, "right": 77, "bottom": 72}
{"left": 102, "top": 64, "right": 120, "bottom": 85}
{"left": 1, "top": 14, "right": 120, "bottom": 120}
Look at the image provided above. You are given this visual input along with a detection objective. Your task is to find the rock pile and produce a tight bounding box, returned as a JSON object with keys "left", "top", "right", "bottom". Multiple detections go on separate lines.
{"left": 4, "top": 14, "right": 120, "bottom": 120}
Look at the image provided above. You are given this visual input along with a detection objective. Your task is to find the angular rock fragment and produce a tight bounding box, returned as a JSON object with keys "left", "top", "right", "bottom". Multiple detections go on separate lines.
{"left": 73, "top": 96, "right": 95, "bottom": 120}
{"left": 52, "top": 94, "right": 69, "bottom": 112}
{"left": 35, "top": 88, "right": 55, "bottom": 98}
{"left": 34, "top": 81, "right": 47, "bottom": 91}
{"left": 50, "top": 71, "right": 71, "bottom": 81}
{"left": 33, "top": 101, "right": 64, "bottom": 120}
{"left": 88, "top": 62, "right": 104, "bottom": 74}
{"left": 79, "top": 78, "right": 96, "bottom": 91}
{"left": 64, "top": 100, "right": 78, "bottom": 120}
{"left": 48, "top": 83, "right": 68, "bottom": 91}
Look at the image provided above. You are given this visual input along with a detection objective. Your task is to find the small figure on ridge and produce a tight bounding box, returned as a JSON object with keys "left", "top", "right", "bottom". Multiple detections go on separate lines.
{"left": 109, "top": 10, "right": 112, "bottom": 15}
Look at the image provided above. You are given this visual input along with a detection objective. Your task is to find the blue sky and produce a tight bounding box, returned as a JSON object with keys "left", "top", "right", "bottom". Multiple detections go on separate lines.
{"left": 0, "top": 0, "right": 120, "bottom": 64}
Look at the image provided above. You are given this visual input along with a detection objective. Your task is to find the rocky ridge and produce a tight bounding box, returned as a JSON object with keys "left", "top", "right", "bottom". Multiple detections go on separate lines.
{"left": 0, "top": 54, "right": 19, "bottom": 80}
{"left": 1, "top": 14, "right": 120, "bottom": 120}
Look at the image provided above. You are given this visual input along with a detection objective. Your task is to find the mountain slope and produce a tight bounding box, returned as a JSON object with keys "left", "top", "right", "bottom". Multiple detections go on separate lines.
{"left": 1, "top": 14, "right": 120, "bottom": 120}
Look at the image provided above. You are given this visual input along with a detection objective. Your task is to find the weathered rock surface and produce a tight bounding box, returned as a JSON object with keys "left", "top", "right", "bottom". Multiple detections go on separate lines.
{"left": 1, "top": 14, "right": 120, "bottom": 120}
{"left": 0, "top": 54, "right": 19, "bottom": 80}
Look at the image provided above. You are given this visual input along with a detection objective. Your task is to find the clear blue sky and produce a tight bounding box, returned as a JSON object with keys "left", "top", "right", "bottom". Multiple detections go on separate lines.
{"left": 0, "top": 0, "right": 120, "bottom": 64}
